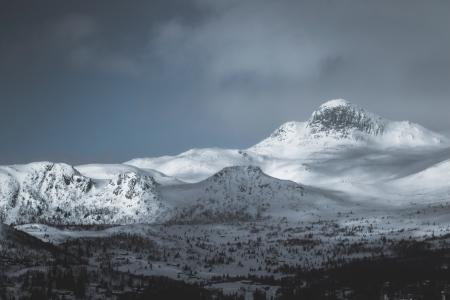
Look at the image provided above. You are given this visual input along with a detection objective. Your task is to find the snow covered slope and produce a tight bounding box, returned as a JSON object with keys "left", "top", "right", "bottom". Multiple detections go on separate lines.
{"left": 0, "top": 162, "right": 165, "bottom": 225}
{"left": 126, "top": 148, "right": 258, "bottom": 183}
{"left": 395, "top": 159, "right": 450, "bottom": 188}
{"left": 75, "top": 163, "right": 184, "bottom": 185}
{"left": 160, "top": 165, "right": 340, "bottom": 224}
{"left": 386, "top": 158, "right": 450, "bottom": 201}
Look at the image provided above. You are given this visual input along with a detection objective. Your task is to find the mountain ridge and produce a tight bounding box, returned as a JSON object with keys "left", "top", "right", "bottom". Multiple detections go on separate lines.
{"left": 0, "top": 162, "right": 164, "bottom": 225}
{"left": 1, "top": 99, "right": 449, "bottom": 225}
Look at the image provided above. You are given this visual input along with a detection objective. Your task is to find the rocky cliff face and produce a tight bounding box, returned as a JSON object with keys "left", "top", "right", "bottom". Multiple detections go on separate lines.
{"left": 307, "top": 99, "right": 386, "bottom": 138}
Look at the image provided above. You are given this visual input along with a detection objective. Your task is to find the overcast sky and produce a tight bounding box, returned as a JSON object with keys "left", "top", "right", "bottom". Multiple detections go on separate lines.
{"left": 1, "top": 0, "right": 449, "bottom": 164}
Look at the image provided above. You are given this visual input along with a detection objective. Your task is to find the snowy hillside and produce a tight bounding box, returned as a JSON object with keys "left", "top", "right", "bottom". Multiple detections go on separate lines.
{"left": 160, "top": 166, "right": 309, "bottom": 224}
{"left": 126, "top": 148, "right": 257, "bottom": 183}
{"left": 75, "top": 163, "right": 184, "bottom": 185}
{"left": 386, "top": 158, "right": 450, "bottom": 201}
{"left": 0, "top": 162, "right": 165, "bottom": 225}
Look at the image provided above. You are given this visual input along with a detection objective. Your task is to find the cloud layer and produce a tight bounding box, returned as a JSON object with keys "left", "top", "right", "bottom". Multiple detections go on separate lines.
{"left": 0, "top": 0, "right": 449, "bottom": 163}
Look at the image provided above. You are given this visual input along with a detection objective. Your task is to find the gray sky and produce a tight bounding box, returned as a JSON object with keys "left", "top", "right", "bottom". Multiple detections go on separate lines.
{"left": 1, "top": 0, "right": 449, "bottom": 164}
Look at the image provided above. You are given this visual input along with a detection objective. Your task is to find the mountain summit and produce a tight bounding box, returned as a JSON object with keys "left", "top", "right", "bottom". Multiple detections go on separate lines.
{"left": 307, "top": 99, "right": 386, "bottom": 138}
{"left": 250, "top": 99, "right": 447, "bottom": 156}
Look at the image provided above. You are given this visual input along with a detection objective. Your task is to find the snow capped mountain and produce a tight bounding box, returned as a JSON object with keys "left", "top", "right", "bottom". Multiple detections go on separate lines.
{"left": 160, "top": 165, "right": 308, "bottom": 224}
{"left": 250, "top": 99, "right": 447, "bottom": 157}
{"left": 0, "top": 163, "right": 317, "bottom": 226}
{"left": 0, "top": 99, "right": 448, "bottom": 226}
{"left": 125, "top": 99, "right": 449, "bottom": 206}
{"left": 0, "top": 162, "right": 165, "bottom": 225}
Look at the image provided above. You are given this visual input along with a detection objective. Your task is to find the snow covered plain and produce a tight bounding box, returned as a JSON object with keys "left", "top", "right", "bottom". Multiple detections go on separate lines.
{"left": 2, "top": 99, "right": 450, "bottom": 298}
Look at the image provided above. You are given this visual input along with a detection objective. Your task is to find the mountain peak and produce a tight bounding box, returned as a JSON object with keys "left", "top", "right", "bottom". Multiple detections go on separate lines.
{"left": 250, "top": 98, "right": 446, "bottom": 157}
{"left": 318, "top": 98, "right": 352, "bottom": 110}
{"left": 307, "top": 99, "right": 386, "bottom": 138}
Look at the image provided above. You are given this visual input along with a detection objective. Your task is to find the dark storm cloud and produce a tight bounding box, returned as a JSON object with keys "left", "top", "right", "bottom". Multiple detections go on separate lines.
{"left": 0, "top": 0, "right": 449, "bottom": 164}
{"left": 149, "top": 0, "right": 450, "bottom": 132}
